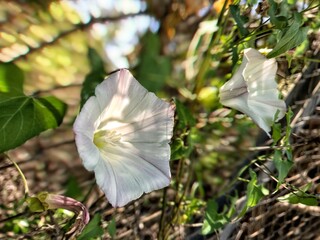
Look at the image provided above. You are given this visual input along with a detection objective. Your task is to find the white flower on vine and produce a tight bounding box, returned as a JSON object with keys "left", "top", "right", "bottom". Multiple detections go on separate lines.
{"left": 219, "top": 48, "right": 286, "bottom": 136}
{"left": 73, "top": 69, "right": 175, "bottom": 207}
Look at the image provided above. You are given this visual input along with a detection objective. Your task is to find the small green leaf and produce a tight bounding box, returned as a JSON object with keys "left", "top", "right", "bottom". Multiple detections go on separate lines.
{"left": 26, "top": 196, "right": 46, "bottom": 212}
{"left": 80, "top": 48, "right": 107, "bottom": 108}
{"left": 107, "top": 217, "right": 116, "bottom": 239}
{"left": 230, "top": 5, "right": 249, "bottom": 37}
{"left": 170, "top": 138, "right": 189, "bottom": 160}
{"left": 268, "top": 0, "right": 291, "bottom": 28}
{"left": 136, "top": 31, "right": 171, "bottom": 92}
{"left": 65, "top": 176, "right": 83, "bottom": 200}
{"left": 267, "top": 13, "right": 308, "bottom": 58}
{"left": 273, "top": 149, "right": 293, "bottom": 187}
{"left": 88, "top": 48, "right": 106, "bottom": 71}
{"left": 175, "top": 99, "right": 196, "bottom": 129}
{"left": 246, "top": 170, "right": 265, "bottom": 207}
{"left": 299, "top": 196, "right": 318, "bottom": 206}
{"left": 278, "top": 185, "right": 318, "bottom": 206}
{"left": 238, "top": 169, "right": 269, "bottom": 218}
{"left": 0, "top": 93, "right": 67, "bottom": 153}
{"left": 78, "top": 214, "right": 104, "bottom": 240}
{"left": 272, "top": 122, "right": 282, "bottom": 143}
{"left": 0, "top": 63, "right": 24, "bottom": 95}
{"left": 284, "top": 108, "right": 293, "bottom": 142}
{"left": 202, "top": 200, "right": 230, "bottom": 235}
{"left": 268, "top": 0, "right": 288, "bottom": 29}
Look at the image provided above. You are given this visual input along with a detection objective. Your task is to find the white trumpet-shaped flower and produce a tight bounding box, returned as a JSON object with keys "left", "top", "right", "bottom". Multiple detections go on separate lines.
{"left": 73, "top": 69, "right": 175, "bottom": 207}
{"left": 219, "top": 48, "right": 286, "bottom": 136}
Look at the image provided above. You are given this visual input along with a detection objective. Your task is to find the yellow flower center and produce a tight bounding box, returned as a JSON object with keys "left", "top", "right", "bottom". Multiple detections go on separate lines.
{"left": 93, "top": 130, "right": 122, "bottom": 149}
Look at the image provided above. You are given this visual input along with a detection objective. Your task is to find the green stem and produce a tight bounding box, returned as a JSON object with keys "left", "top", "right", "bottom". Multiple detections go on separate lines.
{"left": 193, "top": 0, "right": 230, "bottom": 95}
{"left": 6, "top": 154, "right": 29, "bottom": 196}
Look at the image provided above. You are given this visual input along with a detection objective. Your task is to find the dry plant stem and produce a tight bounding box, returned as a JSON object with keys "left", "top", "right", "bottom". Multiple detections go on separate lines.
{"left": 253, "top": 162, "right": 279, "bottom": 184}
{"left": 290, "top": 81, "right": 320, "bottom": 128}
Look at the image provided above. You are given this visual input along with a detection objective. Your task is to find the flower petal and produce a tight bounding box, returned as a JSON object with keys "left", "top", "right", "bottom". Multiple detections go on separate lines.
{"left": 73, "top": 96, "right": 101, "bottom": 170}
{"left": 219, "top": 56, "right": 248, "bottom": 101}
{"left": 243, "top": 49, "right": 278, "bottom": 92}
{"left": 112, "top": 102, "right": 175, "bottom": 143}
{"left": 94, "top": 142, "right": 171, "bottom": 207}
{"left": 75, "top": 134, "right": 100, "bottom": 171}
{"left": 243, "top": 49, "right": 286, "bottom": 131}
{"left": 219, "top": 48, "right": 286, "bottom": 136}
{"left": 73, "top": 96, "right": 101, "bottom": 136}
{"left": 74, "top": 69, "right": 175, "bottom": 207}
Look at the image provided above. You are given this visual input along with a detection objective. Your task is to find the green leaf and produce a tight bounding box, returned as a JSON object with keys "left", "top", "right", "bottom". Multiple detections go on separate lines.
{"left": 268, "top": 0, "right": 288, "bottom": 29}
{"left": 246, "top": 170, "right": 265, "bottom": 207}
{"left": 26, "top": 196, "right": 46, "bottom": 212}
{"left": 202, "top": 200, "right": 230, "bottom": 235}
{"left": 88, "top": 48, "right": 106, "bottom": 71}
{"left": 267, "top": 13, "right": 308, "bottom": 58}
{"left": 272, "top": 122, "right": 282, "bottom": 143}
{"left": 0, "top": 63, "right": 24, "bottom": 95}
{"left": 238, "top": 169, "right": 269, "bottom": 218}
{"left": 230, "top": 5, "right": 249, "bottom": 37}
{"left": 273, "top": 150, "right": 293, "bottom": 188}
{"left": 268, "top": 0, "right": 291, "bottom": 28}
{"left": 80, "top": 48, "right": 107, "bottom": 108}
{"left": 170, "top": 138, "right": 189, "bottom": 160}
{"left": 0, "top": 93, "right": 66, "bottom": 153}
{"left": 107, "top": 217, "right": 116, "bottom": 239}
{"left": 136, "top": 31, "right": 171, "bottom": 92}
{"left": 175, "top": 99, "right": 196, "bottom": 129}
{"left": 65, "top": 176, "right": 83, "bottom": 200}
{"left": 284, "top": 108, "right": 293, "bottom": 143}
{"left": 78, "top": 214, "right": 104, "bottom": 240}
{"left": 278, "top": 185, "right": 318, "bottom": 206}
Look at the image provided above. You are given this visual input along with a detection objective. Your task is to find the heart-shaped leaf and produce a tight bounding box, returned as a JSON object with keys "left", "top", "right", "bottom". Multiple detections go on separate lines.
{"left": 0, "top": 93, "right": 67, "bottom": 153}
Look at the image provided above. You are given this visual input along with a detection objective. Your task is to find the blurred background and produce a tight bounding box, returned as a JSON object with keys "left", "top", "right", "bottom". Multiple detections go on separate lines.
{"left": 0, "top": 0, "right": 319, "bottom": 239}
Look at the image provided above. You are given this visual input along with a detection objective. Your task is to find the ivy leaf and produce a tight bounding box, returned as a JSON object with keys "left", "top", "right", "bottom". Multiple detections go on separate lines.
{"left": 0, "top": 93, "right": 66, "bottom": 153}
{"left": 267, "top": 13, "right": 308, "bottom": 58}
{"left": 78, "top": 214, "right": 104, "bottom": 240}
{"left": 80, "top": 48, "right": 107, "bottom": 109}
{"left": 238, "top": 169, "right": 269, "bottom": 218}
{"left": 0, "top": 63, "right": 24, "bottom": 95}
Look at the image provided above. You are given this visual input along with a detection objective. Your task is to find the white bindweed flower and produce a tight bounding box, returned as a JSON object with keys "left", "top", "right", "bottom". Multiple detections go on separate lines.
{"left": 73, "top": 69, "right": 175, "bottom": 207}
{"left": 219, "top": 48, "right": 286, "bottom": 136}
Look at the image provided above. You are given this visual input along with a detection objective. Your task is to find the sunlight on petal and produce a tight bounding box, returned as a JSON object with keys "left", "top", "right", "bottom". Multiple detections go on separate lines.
{"left": 219, "top": 48, "right": 286, "bottom": 136}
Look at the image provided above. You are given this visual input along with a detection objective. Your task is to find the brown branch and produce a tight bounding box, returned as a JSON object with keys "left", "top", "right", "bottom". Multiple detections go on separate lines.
{"left": 10, "top": 11, "right": 147, "bottom": 63}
